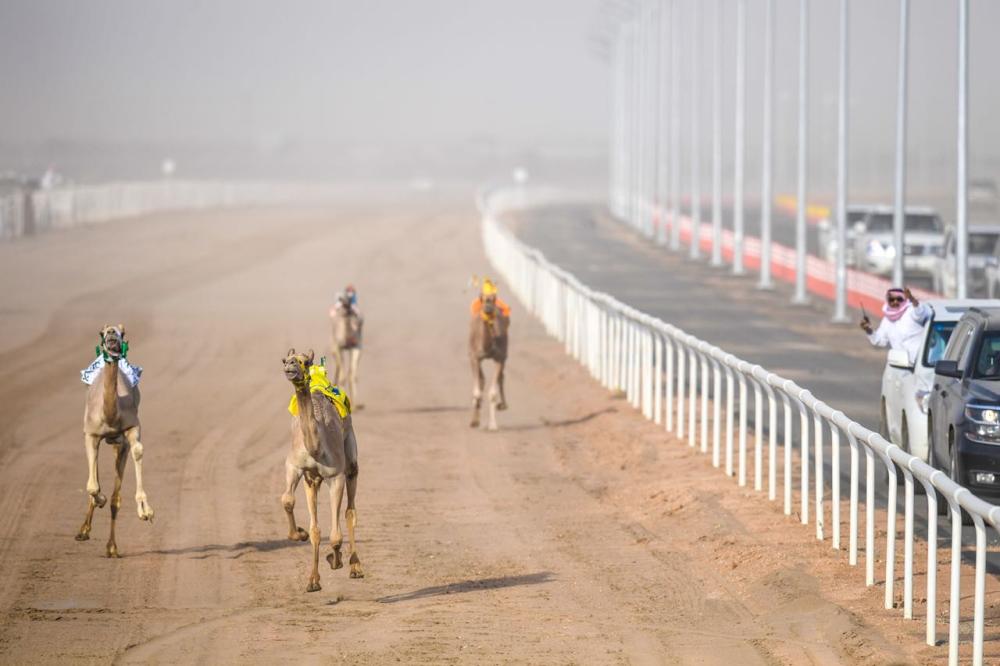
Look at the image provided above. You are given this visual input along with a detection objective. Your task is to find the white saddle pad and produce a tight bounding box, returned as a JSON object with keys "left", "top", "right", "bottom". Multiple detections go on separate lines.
{"left": 80, "top": 357, "right": 142, "bottom": 387}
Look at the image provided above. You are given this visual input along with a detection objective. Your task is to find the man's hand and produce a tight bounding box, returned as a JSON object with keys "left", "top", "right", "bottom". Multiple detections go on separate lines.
{"left": 860, "top": 316, "right": 873, "bottom": 334}
{"left": 905, "top": 287, "right": 919, "bottom": 306}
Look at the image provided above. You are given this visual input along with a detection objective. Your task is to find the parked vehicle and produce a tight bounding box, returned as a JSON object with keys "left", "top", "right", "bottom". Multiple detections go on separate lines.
{"left": 851, "top": 207, "right": 944, "bottom": 278}
{"left": 928, "top": 306, "right": 1000, "bottom": 508}
{"left": 986, "top": 236, "right": 1000, "bottom": 299}
{"left": 933, "top": 224, "right": 1000, "bottom": 297}
{"left": 880, "top": 300, "right": 1000, "bottom": 462}
{"left": 816, "top": 204, "right": 878, "bottom": 265}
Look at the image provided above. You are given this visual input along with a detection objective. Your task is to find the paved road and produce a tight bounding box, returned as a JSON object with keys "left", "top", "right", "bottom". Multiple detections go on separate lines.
{"left": 512, "top": 202, "right": 885, "bottom": 427}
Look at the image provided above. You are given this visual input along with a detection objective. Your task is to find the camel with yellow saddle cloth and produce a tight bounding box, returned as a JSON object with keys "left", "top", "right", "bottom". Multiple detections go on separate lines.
{"left": 281, "top": 350, "right": 363, "bottom": 593}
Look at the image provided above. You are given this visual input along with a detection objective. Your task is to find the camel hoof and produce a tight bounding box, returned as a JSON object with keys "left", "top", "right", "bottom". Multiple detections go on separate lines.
{"left": 350, "top": 568, "right": 364, "bottom": 579}
{"left": 306, "top": 580, "right": 321, "bottom": 593}
{"left": 75, "top": 532, "right": 90, "bottom": 542}
{"left": 497, "top": 402, "right": 508, "bottom": 411}
{"left": 487, "top": 423, "right": 498, "bottom": 432}
{"left": 106, "top": 544, "right": 121, "bottom": 558}
{"left": 290, "top": 527, "right": 309, "bottom": 542}
{"left": 469, "top": 419, "right": 480, "bottom": 428}
{"left": 136, "top": 500, "right": 154, "bottom": 521}
{"left": 327, "top": 549, "right": 343, "bottom": 570}
{"left": 94, "top": 494, "right": 107, "bottom": 509}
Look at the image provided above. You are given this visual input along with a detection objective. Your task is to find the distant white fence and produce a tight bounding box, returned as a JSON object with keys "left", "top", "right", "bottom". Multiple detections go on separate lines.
{"left": 480, "top": 186, "right": 1000, "bottom": 666}
{"left": 0, "top": 180, "right": 345, "bottom": 240}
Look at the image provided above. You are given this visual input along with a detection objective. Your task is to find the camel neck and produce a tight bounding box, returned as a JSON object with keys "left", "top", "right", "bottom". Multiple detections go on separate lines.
{"left": 101, "top": 358, "right": 119, "bottom": 424}
{"left": 294, "top": 384, "right": 322, "bottom": 457}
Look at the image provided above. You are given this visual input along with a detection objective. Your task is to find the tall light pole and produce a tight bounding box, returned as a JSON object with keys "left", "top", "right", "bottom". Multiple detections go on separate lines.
{"left": 833, "top": 0, "right": 850, "bottom": 322}
{"left": 670, "top": 0, "right": 681, "bottom": 251}
{"left": 793, "top": 0, "right": 809, "bottom": 304}
{"left": 690, "top": 0, "right": 702, "bottom": 260}
{"left": 956, "top": 0, "right": 969, "bottom": 298}
{"left": 710, "top": 0, "right": 723, "bottom": 266}
{"left": 733, "top": 0, "right": 747, "bottom": 274}
{"left": 891, "top": 0, "right": 910, "bottom": 288}
{"left": 759, "top": 0, "right": 775, "bottom": 289}
{"left": 656, "top": 0, "right": 669, "bottom": 245}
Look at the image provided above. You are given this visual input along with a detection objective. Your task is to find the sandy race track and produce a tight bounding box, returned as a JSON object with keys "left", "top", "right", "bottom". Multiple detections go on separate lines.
{"left": 0, "top": 193, "right": 937, "bottom": 664}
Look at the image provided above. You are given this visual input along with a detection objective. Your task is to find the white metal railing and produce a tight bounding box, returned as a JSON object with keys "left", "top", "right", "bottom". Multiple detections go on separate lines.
{"left": 0, "top": 180, "right": 348, "bottom": 241}
{"left": 480, "top": 186, "right": 1000, "bottom": 666}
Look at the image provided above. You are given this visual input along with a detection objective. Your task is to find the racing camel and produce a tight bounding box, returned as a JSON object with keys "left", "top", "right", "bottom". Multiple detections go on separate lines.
{"left": 469, "top": 279, "right": 510, "bottom": 430}
{"left": 329, "top": 292, "right": 363, "bottom": 408}
{"left": 281, "top": 348, "right": 363, "bottom": 592}
{"left": 76, "top": 325, "right": 154, "bottom": 557}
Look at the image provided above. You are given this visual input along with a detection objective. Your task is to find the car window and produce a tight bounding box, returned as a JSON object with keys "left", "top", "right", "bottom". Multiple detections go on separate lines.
{"left": 924, "top": 321, "right": 957, "bottom": 366}
{"left": 973, "top": 332, "right": 1000, "bottom": 379}
{"left": 906, "top": 214, "right": 943, "bottom": 232}
{"left": 943, "top": 322, "right": 973, "bottom": 363}
{"left": 866, "top": 214, "right": 893, "bottom": 233}
{"left": 970, "top": 232, "right": 1000, "bottom": 255}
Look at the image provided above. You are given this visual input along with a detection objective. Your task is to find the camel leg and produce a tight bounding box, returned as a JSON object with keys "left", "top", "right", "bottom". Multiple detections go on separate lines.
{"left": 76, "top": 434, "right": 105, "bottom": 541}
{"left": 496, "top": 359, "right": 508, "bottom": 411}
{"left": 326, "top": 474, "right": 346, "bottom": 570}
{"left": 304, "top": 477, "right": 322, "bottom": 592}
{"left": 344, "top": 428, "right": 363, "bottom": 578}
{"left": 106, "top": 443, "right": 129, "bottom": 558}
{"left": 487, "top": 361, "right": 500, "bottom": 431}
{"left": 333, "top": 346, "right": 346, "bottom": 386}
{"left": 281, "top": 461, "right": 308, "bottom": 541}
{"left": 124, "top": 428, "right": 154, "bottom": 521}
{"left": 349, "top": 348, "right": 362, "bottom": 409}
{"left": 470, "top": 356, "right": 484, "bottom": 428}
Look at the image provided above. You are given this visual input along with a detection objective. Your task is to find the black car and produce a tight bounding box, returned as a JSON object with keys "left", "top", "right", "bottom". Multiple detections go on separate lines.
{"left": 928, "top": 307, "right": 1000, "bottom": 505}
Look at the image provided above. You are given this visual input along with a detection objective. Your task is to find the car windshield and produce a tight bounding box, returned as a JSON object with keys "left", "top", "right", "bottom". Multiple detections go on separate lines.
{"left": 848, "top": 210, "right": 869, "bottom": 225}
{"left": 924, "top": 320, "right": 957, "bottom": 366}
{"left": 970, "top": 232, "right": 1000, "bottom": 255}
{"left": 974, "top": 332, "right": 1000, "bottom": 379}
{"left": 865, "top": 213, "right": 942, "bottom": 234}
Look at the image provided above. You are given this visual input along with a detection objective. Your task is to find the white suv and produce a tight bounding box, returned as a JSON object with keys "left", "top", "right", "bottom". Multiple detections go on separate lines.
{"left": 881, "top": 299, "right": 1000, "bottom": 461}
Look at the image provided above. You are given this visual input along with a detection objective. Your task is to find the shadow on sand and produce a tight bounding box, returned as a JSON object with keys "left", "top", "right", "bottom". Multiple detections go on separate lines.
{"left": 501, "top": 407, "right": 617, "bottom": 432}
{"left": 376, "top": 571, "right": 555, "bottom": 604}
{"left": 136, "top": 538, "right": 306, "bottom": 560}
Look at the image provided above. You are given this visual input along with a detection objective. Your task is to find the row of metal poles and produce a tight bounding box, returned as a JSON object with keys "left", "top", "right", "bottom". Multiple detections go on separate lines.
{"left": 480, "top": 191, "right": 998, "bottom": 665}
{"left": 609, "top": 0, "right": 972, "bottom": 312}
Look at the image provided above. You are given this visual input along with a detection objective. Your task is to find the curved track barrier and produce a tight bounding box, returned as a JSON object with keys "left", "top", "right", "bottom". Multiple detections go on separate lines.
{"left": 481, "top": 187, "right": 1000, "bottom": 666}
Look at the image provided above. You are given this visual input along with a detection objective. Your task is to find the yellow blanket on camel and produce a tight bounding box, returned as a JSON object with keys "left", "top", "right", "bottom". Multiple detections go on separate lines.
{"left": 287, "top": 364, "right": 351, "bottom": 419}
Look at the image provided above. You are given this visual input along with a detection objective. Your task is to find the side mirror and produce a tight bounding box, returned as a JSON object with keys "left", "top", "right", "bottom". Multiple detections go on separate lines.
{"left": 935, "top": 360, "right": 962, "bottom": 379}
{"left": 887, "top": 349, "right": 913, "bottom": 370}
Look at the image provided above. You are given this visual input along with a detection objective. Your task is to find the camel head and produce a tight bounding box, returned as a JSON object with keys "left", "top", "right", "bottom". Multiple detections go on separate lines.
{"left": 283, "top": 348, "right": 315, "bottom": 388}
{"left": 99, "top": 324, "right": 127, "bottom": 361}
{"left": 480, "top": 293, "right": 497, "bottom": 318}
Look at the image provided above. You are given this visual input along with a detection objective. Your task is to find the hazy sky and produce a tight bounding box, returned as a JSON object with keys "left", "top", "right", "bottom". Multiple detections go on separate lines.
{"left": 0, "top": 0, "right": 608, "bottom": 150}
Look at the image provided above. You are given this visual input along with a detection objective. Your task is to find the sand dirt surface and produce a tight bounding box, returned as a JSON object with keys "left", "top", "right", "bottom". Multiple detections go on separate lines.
{"left": 0, "top": 195, "right": 955, "bottom": 664}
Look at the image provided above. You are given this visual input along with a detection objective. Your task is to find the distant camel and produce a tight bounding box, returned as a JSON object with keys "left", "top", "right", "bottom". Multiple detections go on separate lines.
{"left": 330, "top": 297, "right": 363, "bottom": 408}
{"left": 76, "top": 325, "right": 154, "bottom": 557}
{"left": 469, "top": 287, "right": 509, "bottom": 430}
{"left": 281, "top": 348, "right": 363, "bottom": 592}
